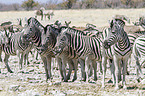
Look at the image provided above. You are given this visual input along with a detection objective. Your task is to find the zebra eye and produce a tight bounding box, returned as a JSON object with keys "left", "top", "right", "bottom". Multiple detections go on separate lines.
{"left": 30, "top": 28, "right": 32, "bottom": 31}
{"left": 61, "top": 37, "right": 66, "bottom": 41}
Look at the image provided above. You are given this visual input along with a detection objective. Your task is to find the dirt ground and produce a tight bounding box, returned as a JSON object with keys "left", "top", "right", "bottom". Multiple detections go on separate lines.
{"left": 0, "top": 9, "right": 145, "bottom": 96}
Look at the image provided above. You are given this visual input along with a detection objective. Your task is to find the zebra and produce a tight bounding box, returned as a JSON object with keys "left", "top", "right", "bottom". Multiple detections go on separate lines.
{"left": 35, "top": 8, "right": 44, "bottom": 20}
{"left": 23, "top": 17, "right": 57, "bottom": 81}
{"left": 132, "top": 35, "right": 145, "bottom": 82}
{"left": 53, "top": 27, "right": 102, "bottom": 82}
{"left": 102, "top": 19, "right": 131, "bottom": 89}
{"left": 39, "top": 21, "right": 81, "bottom": 82}
{"left": 1, "top": 26, "right": 33, "bottom": 73}
{"left": 133, "top": 16, "right": 145, "bottom": 29}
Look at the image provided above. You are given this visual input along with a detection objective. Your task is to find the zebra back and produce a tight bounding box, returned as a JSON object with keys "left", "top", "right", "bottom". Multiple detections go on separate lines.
{"left": 55, "top": 27, "right": 102, "bottom": 60}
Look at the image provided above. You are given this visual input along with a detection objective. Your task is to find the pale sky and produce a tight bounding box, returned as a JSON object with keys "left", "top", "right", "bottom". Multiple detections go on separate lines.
{"left": 0, "top": 0, "right": 62, "bottom": 4}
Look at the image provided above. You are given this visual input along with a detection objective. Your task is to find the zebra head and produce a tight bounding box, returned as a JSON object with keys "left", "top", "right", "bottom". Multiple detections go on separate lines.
{"left": 53, "top": 28, "right": 69, "bottom": 55}
{"left": 2, "top": 29, "right": 11, "bottom": 46}
{"left": 23, "top": 17, "right": 44, "bottom": 43}
{"left": 40, "top": 25, "right": 60, "bottom": 51}
{"left": 103, "top": 19, "right": 125, "bottom": 49}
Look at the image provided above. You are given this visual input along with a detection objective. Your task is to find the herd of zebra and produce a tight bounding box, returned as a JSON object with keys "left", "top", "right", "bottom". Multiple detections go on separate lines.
{"left": 0, "top": 15, "right": 145, "bottom": 90}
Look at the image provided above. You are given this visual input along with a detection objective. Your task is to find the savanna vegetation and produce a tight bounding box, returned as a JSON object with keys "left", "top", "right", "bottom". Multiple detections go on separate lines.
{"left": 0, "top": 0, "right": 145, "bottom": 11}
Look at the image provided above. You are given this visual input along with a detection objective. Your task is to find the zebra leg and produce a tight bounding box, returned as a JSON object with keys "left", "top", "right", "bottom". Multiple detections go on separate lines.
{"left": 4, "top": 54, "right": 13, "bottom": 73}
{"left": 134, "top": 56, "right": 142, "bottom": 82}
{"left": 35, "top": 51, "right": 39, "bottom": 60}
{"left": 113, "top": 56, "right": 120, "bottom": 90}
{"left": 102, "top": 56, "right": 107, "bottom": 88}
{"left": 99, "top": 61, "right": 103, "bottom": 74}
{"left": 24, "top": 53, "right": 30, "bottom": 66}
{"left": 40, "top": 55, "right": 49, "bottom": 81}
{"left": 122, "top": 58, "right": 127, "bottom": 89}
{"left": 46, "top": 55, "right": 52, "bottom": 80}
{"left": 79, "top": 59, "right": 86, "bottom": 81}
{"left": 19, "top": 53, "right": 23, "bottom": 69}
{"left": 92, "top": 60, "right": 97, "bottom": 81}
{"left": 85, "top": 56, "right": 91, "bottom": 82}
{"left": 109, "top": 59, "right": 116, "bottom": 85}
{"left": 127, "top": 55, "right": 132, "bottom": 75}
{"left": 41, "top": 14, "right": 43, "bottom": 20}
{"left": 62, "top": 56, "right": 67, "bottom": 82}
{"left": 56, "top": 57, "right": 64, "bottom": 80}
{"left": 66, "top": 59, "right": 73, "bottom": 81}
{"left": 72, "top": 59, "right": 78, "bottom": 82}
{"left": 0, "top": 50, "right": 2, "bottom": 62}
{"left": 118, "top": 61, "right": 121, "bottom": 82}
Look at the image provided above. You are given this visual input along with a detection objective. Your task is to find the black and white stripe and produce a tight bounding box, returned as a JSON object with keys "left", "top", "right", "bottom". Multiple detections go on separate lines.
{"left": 23, "top": 17, "right": 59, "bottom": 81}
{"left": 102, "top": 19, "right": 131, "bottom": 89}
{"left": 2, "top": 30, "right": 33, "bottom": 73}
{"left": 133, "top": 35, "right": 145, "bottom": 82}
{"left": 54, "top": 27, "right": 102, "bottom": 82}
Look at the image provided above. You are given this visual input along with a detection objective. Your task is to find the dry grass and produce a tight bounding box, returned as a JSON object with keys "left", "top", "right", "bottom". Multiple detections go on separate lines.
{"left": 0, "top": 9, "right": 145, "bottom": 28}
{"left": 0, "top": 9, "right": 145, "bottom": 96}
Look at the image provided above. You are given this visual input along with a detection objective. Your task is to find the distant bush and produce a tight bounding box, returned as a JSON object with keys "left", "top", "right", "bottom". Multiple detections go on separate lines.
{"left": 0, "top": 0, "right": 144, "bottom": 11}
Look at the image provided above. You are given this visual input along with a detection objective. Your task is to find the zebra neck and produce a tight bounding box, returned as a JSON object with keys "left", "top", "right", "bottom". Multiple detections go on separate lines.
{"left": 18, "top": 35, "right": 28, "bottom": 51}
{"left": 32, "top": 32, "right": 41, "bottom": 47}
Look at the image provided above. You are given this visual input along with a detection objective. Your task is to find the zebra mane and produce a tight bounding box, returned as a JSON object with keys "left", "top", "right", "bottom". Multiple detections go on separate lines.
{"left": 44, "top": 24, "right": 60, "bottom": 36}
{"left": 61, "top": 27, "right": 97, "bottom": 38}
{"left": 110, "top": 19, "right": 125, "bottom": 29}
{"left": 27, "top": 17, "right": 44, "bottom": 28}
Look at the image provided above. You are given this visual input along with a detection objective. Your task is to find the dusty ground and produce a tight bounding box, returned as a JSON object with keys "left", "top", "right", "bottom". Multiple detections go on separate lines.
{"left": 0, "top": 9, "right": 145, "bottom": 96}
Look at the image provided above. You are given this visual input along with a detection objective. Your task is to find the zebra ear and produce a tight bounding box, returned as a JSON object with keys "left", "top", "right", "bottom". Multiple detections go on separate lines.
{"left": 110, "top": 20, "right": 114, "bottom": 28}
{"left": 123, "top": 16, "right": 130, "bottom": 23}
{"left": 108, "top": 20, "right": 111, "bottom": 24}
{"left": 4, "top": 28, "right": 9, "bottom": 38}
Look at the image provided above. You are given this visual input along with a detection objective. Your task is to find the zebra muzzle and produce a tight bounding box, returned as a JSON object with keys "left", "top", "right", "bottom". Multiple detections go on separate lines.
{"left": 53, "top": 47, "right": 62, "bottom": 56}
{"left": 103, "top": 40, "right": 110, "bottom": 49}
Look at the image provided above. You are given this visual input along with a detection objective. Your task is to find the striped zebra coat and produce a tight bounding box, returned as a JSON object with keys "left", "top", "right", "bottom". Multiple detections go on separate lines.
{"left": 40, "top": 25, "right": 75, "bottom": 82}
{"left": 23, "top": 17, "right": 60, "bottom": 81}
{"left": 1, "top": 29, "right": 33, "bottom": 73}
{"left": 54, "top": 27, "right": 102, "bottom": 82}
{"left": 102, "top": 19, "right": 131, "bottom": 90}
{"left": 133, "top": 35, "right": 145, "bottom": 82}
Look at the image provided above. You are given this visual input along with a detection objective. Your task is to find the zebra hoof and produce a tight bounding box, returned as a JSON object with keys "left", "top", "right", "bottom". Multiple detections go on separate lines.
{"left": 126, "top": 71, "right": 130, "bottom": 75}
{"left": 137, "top": 78, "right": 141, "bottom": 83}
{"left": 80, "top": 78, "right": 86, "bottom": 82}
{"left": 63, "top": 79, "right": 68, "bottom": 82}
{"left": 8, "top": 70, "right": 13, "bottom": 73}
{"left": 72, "top": 78, "right": 77, "bottom": 82}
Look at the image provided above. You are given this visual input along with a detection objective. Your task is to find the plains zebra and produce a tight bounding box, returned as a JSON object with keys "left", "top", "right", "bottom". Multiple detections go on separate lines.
{"left": 40, "top": 22, "right": 81, "bottom": 82}
{"left": 1, "top": 27, "right": 33, "bottom": 73}
{"left": 134, "top": 16, "right": 145, "bottom": 29}
{"left": 23, "top": 17, "right": 58, "bottom": 81}
{"left": 54, "top": 27, "right": 102, "bottom": 82}
{"left": 102, "top": 19, "right": 131, "bottom": 89}
{"left": 133, "top": 35, "right": 145, "bottom": 82}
